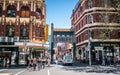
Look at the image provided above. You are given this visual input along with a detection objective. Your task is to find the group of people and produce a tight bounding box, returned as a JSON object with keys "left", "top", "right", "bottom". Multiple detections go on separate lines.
{"left": 26, "top": 57, "right": 51, "bottom": 71}
{"left": 101, "top": 55, "right": 119, "bottom": 66}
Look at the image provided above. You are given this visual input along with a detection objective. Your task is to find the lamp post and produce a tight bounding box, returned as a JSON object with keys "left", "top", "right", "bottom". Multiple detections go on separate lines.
{"left": 42, "top": 39, "right": 45, "bottom": 58}
{"left": 51, "top": 23, "right": 54, "bottom": 64}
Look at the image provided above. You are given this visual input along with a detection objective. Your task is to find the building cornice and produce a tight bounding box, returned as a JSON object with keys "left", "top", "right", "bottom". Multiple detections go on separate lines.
{"left": 74, "top": 7, "right": 118, "bottom": 25}
{"left": 75, "top": 23, "right": 120, "bottom": 37}
{"left": 76, "top": 39, "right": 120, "bottom": 46}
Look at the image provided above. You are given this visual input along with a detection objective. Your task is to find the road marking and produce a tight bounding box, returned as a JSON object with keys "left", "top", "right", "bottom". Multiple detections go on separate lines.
{"left": 48, "top": 70, "right": 50, "bottom": 75}
{"left": 14, "top": 69, "right": 27, "bottom": 75}
{"left": 0, "top": 69, "right": 7, "bottom": 72}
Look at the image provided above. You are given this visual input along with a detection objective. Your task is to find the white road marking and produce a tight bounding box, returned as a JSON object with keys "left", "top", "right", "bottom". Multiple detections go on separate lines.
{"left": 14, "top": 69, "right": 27, "bottom": 75}
{"left": 48, "top": 70, "right": 50, "bottom": 75}
{"left": 0, "top": 69, "right": 7, "bottom": 72}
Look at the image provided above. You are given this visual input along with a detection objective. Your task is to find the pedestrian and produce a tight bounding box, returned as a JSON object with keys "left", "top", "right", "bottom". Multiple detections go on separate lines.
{"left": 42, "top": 57, "right": 46, "bottom": 69}
{"left": 102, "top": 56, "right": 105, "bottom": 66}
{"left": 47, "top": 58, "right": 51, "bottom": 67}
{"left": 107, "top": 56, "right": 111, "bottom": 65}
{"left": 33, "top": 58, "right": 37, "bottom": 71}
{"left": 105, "top": 56, "right": 107, "bottom": 66}
{"left": 6, "top": 58, "right": 10, "bottom": 68}
{"left": 114, "top": 55, "right": 118, "bottom": 66}
{"left": 3, "top": 57, "right": 7, "bottom": 68}
{"left": 37, "top": 57, "right": 42, "bottom": 70}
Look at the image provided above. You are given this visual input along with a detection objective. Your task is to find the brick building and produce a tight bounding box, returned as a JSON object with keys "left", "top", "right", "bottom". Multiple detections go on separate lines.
{"left": 0, "top": 0, "right": 48, "bottom": 66}
{"left": 71, "top": 0, "right": 120, "bottom": 64}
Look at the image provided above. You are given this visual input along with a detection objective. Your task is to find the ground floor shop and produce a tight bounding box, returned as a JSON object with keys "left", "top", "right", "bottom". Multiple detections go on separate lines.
{"left": 0, "top": 47, "right": 19, "bottom": 67}
{"left": 76, "top": 42, "right": 120, "bottom": 65}
{"left": 0, "top": 46, "right": 45, "bottom": 67}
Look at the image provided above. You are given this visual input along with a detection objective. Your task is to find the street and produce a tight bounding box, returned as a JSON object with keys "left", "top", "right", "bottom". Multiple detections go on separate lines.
{"left": 1, "top": 63, "right": 120, "bottom": 75}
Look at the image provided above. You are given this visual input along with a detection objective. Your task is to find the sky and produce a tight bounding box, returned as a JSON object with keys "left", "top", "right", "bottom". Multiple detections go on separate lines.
{"left": 46, "top": 0, "right": 78, "bottom": 28}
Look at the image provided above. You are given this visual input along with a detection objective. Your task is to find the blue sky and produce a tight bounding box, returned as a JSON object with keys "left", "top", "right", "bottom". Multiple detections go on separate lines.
{"left": 46, "top": 0, "right": 78, "bottom": 28}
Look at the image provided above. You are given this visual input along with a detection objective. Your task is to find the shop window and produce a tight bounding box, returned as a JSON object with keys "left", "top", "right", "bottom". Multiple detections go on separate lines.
{"left": 36, "top": 8, "right": 42, "bottom": 19}
{"left": 20, "top": 6, "right": 30, "bottom": 17}
{"left": 0, "top": 6, "right": 2, "bottom": 17}
{"left": 88, "top": 0, "right": 92, "bottom": 8}
{"left": 88, "top": 15, "right": 93, "bottom": 24}
{"left": 7, "top": 5, "right": 16, "bottom": 17}
{"left": 6, "top": 25, "right": 15, "bottom": 37}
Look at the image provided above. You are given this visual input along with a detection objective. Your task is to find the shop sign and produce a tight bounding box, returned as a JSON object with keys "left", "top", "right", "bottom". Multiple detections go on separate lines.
{"left": 100, "top": 44, "right": 119, "bottom": 47}
{"left": 95, "top": 47, "right": 103, "bottom": 50}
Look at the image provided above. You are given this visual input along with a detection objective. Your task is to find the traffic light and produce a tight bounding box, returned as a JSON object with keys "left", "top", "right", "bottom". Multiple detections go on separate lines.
{"left": 90, "top": 30, "right": 94, "bottom": 39}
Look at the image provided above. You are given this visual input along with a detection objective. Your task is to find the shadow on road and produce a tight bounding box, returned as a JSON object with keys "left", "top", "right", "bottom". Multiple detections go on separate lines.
{"left": 61, "top": 62, "right": 120, "bottom": 75}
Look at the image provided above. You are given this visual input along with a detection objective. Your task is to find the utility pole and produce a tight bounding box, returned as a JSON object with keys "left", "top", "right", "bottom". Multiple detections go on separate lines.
{"left": 72, "top": 26, "right": 76, "bottom": 62}
{"left": 88, "top": 25, "right": 92, "bottom": 66}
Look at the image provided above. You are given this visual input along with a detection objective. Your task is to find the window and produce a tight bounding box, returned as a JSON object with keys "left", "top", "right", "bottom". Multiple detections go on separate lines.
{"left": 35, "top": 26, "right": 40, "bottom": 37}
{"left": 7, "top": 5, "right": 16, "bottom": 17}
{"left": 6, "top": 25, "right": 15, "bottom": 37}
{"left": 88, "top": 0, "right": 92, "bottom": 8}
{"left": 36, "top": 8, "right": 42, "bottom": 19}
{"left": 104, "top": 15, "right": 109, "bottom": 23}
{"left": 20, "top": 6, "right": 30, "bottom": 17}
{"left": 0, "top": 6, "right": 2, "bottom": 17}
{"left": 117, "top": 15, "right": 120, "bottom": 23}
{"left": 20, "top": 25, "right": 29, "bottom": 39}
{"left": 88, "top": 15, "right": 93, "bottom": 24}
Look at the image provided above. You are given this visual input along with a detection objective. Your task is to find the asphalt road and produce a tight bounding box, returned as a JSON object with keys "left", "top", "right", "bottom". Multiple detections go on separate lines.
{"left": 18, "top": 64, "right": 120, "bottom": 75}
{"left": 1, "top": 63, "right": 120, "bottom": 75}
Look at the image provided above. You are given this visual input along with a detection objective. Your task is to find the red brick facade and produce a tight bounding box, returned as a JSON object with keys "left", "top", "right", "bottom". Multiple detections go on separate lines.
{"left": 71, "top": 0, "right": 120, "bottom": 63}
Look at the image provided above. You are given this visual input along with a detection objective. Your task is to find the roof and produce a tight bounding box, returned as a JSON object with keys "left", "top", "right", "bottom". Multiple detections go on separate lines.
{"left": 54, "top": 28, "right": 72, "bottom": 32}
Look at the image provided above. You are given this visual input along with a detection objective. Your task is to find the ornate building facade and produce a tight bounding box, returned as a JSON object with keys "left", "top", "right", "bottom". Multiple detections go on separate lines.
{"left": 0, "top": 0, "right": 48, "bottom": 66}
{"left": 71, "top": 0, "right": 120, "bottom": 64}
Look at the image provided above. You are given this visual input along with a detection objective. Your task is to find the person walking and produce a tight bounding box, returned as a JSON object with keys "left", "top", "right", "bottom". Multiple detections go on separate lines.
{"left": 102, "top": 56, "right": 105, "bottom": 66}
{"left": 114, "top": 55, "right": 118, "bottom": 66}
{"left": 37, "top": 57, "right": 42, "bottom": 70}
{"left": 33, "top": 58, "right": 37, "bottom": 71}
{"left": 47, "top": 58, "right": 51, "bottom": 67}
{"left": 3, "top": 57, "right": 7, "bottom": 68}
{"left": 107, "top": 56, "right": 111, "bottom": 65}
{"left": 6, "top": 58, "right": 10, "bottom": 68}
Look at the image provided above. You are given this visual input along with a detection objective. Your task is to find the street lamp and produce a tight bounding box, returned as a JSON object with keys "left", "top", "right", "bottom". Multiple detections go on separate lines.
{"left": 42, "top": 39, "right": 45, "bottom": 57}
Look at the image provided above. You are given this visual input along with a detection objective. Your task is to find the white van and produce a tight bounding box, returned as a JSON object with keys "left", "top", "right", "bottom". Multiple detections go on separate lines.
{"left": 63, "top": 55, "right": 73, "bottom": 65}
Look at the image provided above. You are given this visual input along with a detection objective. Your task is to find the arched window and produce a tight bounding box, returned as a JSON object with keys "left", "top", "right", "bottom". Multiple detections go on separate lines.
{"left": 35, "top": 26, "right": 40, "bottom": 36}
{"left": 20, "top": 6, "right": 30, "bottom": 17}
{"left": 88, "top": 0, "right": 92, "bottom": 8}
{"left": 7, "top": 5, "right": 16, "bottom": 17}
{"left": 36, "top": 8, "right": 42, "bottom": 19}
{"left": 6, "top": 25, "right": 15, "bottom": 37}
{"left": 20, "top": 25, "right": 29, "bottom": 39}
{"left": 0, "top": 6, "right": 2, "bottom": 17}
